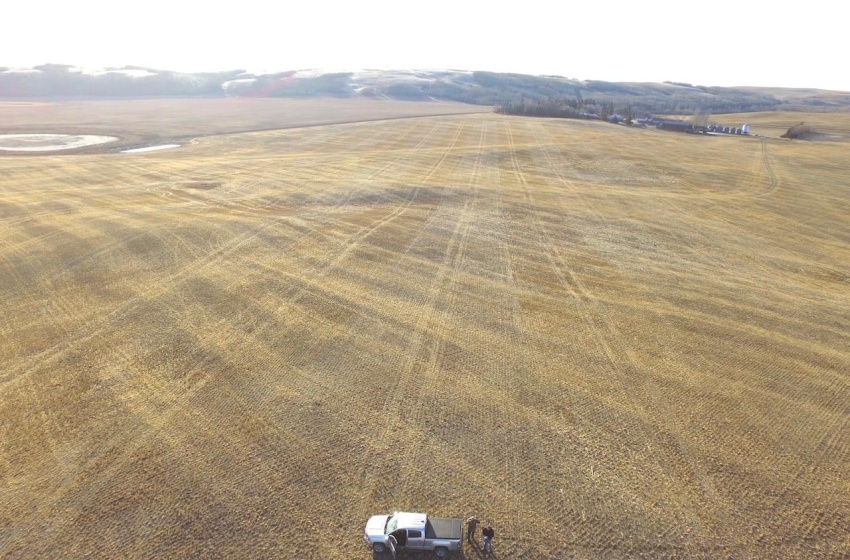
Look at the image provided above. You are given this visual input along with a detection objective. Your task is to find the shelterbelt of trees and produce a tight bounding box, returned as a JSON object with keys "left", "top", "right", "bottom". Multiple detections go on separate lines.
{"left": 2, "top": 65, "right": 849, "bottom": 114}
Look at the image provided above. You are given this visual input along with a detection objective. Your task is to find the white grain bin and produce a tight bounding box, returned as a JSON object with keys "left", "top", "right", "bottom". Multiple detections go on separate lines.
{"left": 742, "top": 124, "right": 751, "bottom": 134}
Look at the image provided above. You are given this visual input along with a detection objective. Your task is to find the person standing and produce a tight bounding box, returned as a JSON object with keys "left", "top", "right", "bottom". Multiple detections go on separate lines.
{"left": 465, "top": 516, "right": 479, "bottom": 542}
{"left": 482, "top": 524, "right": 495, "bottom": 553}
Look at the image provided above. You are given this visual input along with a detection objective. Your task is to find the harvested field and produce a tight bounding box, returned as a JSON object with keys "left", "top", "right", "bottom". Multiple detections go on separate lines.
{"left": 0, "top": 97, "right": 489, "bottom": 152}
{"left": 1, "top": 104, "right": 849, "bottom": 559}
{"left": 707, "top": 111, "right": 850, "bottom": 141}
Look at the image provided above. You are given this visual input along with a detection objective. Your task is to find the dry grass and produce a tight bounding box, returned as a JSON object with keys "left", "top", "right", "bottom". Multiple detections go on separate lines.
{"left": 714, "top": 111, "right": 850, "bottom": 140}
{"left": 1, "top": 103, "right": 849, "bottom": 559}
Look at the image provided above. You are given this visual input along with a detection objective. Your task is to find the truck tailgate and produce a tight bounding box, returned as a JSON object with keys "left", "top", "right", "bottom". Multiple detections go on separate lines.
{"left": 425, "top": 518, "right": 462, "bottom": 540}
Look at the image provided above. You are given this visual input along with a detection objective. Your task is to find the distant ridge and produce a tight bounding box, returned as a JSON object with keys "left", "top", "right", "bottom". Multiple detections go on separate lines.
{"left": 2, "top": 65, "right": 850, "bottom": 114}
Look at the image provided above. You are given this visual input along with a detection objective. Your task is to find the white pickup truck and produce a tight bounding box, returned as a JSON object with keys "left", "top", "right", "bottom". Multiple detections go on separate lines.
{"left": 364, "top": 511, "right": 463, "bottom": 557}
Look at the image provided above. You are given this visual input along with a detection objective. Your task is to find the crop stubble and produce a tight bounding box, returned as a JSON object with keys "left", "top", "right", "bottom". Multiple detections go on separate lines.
{"left": 1, "top": 109, "right": 849, "bottom": 559}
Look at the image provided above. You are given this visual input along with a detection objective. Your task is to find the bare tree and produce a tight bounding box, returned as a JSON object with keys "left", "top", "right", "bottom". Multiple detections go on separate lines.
{"left": 691, "top": 110, "right": 711, "bottom": 128}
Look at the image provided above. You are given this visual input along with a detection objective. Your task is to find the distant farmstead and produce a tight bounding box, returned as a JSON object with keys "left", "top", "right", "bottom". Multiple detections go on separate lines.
{"left": 658, "top": 120, "right": 694, "bottom": 133}
{"left": 653, "top": 119, "right": 752, "bottom": 136}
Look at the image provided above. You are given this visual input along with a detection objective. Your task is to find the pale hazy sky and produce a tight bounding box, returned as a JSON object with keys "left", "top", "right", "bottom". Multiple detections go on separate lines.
{"left": 3, "top": 0, "right": 847, "bottom": 91}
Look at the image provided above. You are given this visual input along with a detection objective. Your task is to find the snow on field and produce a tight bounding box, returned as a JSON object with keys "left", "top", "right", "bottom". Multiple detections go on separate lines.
{"left": 0, "top": 134, "right": 118, "bottom": 152}
{"left": 1, "top": 68, "right": 43, "bottom": 74}
{"left": 87, "top": 68, "right": 158, "bottom": 78}
{"left": 222, "top": 78, "right": 258, "bottom": 92}
{"left": 121, "top": 144, "right": 180, "bottom": 153}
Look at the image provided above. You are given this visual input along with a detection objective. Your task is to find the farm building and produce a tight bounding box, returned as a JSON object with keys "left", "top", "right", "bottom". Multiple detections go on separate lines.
{"left": 658, "top": 120, "right": 694, "bottom": 133}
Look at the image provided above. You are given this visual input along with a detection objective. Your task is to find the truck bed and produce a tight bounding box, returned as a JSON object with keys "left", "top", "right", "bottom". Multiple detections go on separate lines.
{"left": 425, "top": 518, "right": 463, "bottom": 540}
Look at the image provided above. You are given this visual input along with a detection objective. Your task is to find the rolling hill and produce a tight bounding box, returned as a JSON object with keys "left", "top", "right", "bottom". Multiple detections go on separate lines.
{"left": 3, "top": 64, "right": 850, "bottom": 114}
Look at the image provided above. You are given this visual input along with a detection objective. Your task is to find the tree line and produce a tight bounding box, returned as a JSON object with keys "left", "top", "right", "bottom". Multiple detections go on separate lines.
{"left": 0, "top": 64, "right": 242, "bottom": 97}
{"left": 494, "top": 93, "right": 781, "bottom": 120}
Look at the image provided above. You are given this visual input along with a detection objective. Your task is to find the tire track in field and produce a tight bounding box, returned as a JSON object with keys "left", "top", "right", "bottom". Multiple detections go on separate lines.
{"left": 4, "top": 347, "right": 221, "bottom": 553}
{"left": 2, "top": 122, "right": 466, "bottom": 547}
{"left": 0, "top": 201, "right": 354, "bottom": 389}
{"left": 357, "top": 120, "right": 469, "bottom": 432}
{"left": 0, "top": 172, "right": 162, "bottom": 256}
{"left": 177, "top": 118, "right": 430, "bottom": 189}
{"left": 0, "top": 121, "right": 450, "bottom": 387}
{"left": 0, "top": 142, "right": 392, "bottom": 385}
{"left": 0, "top": 197, "right": 176, "bottom": 281}
{"left": 540, "top": 123, "right": 834, "bottom": 552}
{"left": 535, "top": 124, "right": 722, "bottom": 534}
{"left": 0, "top": 206, "right": 80, "bottom": 229}
{"left": 1, "top": 215, "right": 96, "bottom": 258}
{"left": 380, "top": 125, "right": 562, "bottom": 557}
{"left": 0, "top": 222, "right": 166, "bottom": 363}
{"left": 1, "top": 118, "right": 464, "bottom": 524}
{"left": 0, "top": 220, "right": 267, "bottom": 387}
{"left": 238, "top": 121, "right": 451, "bottom": 269}
{"left": 0, "top": 222, "right": 128, "bottom": 366}
{"left": 357, "top": 199, "right": 473, "bottom": 505}
{"left": 755, "top": 388, "right": 850, "bottom": 545}
{"left": 93, "top": 121, "right": 431, "bottom": 225}
{"left": 71, "top": 121, "right": 419, "bottom": 220}
{"left": 202, "top": 119, "right": 444, "bottom": 218}
{"left": 537, "top": 123, "right": 848, "bottom": 549}
{"left": 534, "top": 118, "right": 727, "bottom": 305}
{"left": 501, "top": 119, "right": 594, "bottom": 528}
{"left": 176, "top": 121, "right": 440, "bottom": 217}
{"left": 353, "top": 120, "right": 475, "bottom": 518}
{"left": 208, "top": 120, "right": 445, "bottom": 236}
{"left": 504, "top": 120, "right": 633, "bottom": 549}
{"left": 521, "top": 119, "right": 715, "bottom": 549}
{"left": 720, "top": 138, "right": 779, "bottom": 199}
{"left": 390, "top": 121, "right": 488, "bottom": 460}
{"left": 471, "top": 121, "right": 567, "bottom": 554}
{"left": 754, "top": 138, "right": 779, "bottom": 198}
{"left": 0, "top": 119, "right": 430, "bottom": 450}
{"left": 195, "top": 121, "right": 473, "bottom": 528}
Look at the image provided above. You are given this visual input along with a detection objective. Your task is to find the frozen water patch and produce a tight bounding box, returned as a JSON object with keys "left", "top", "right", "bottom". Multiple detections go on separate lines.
{"left": 121, "top": 144, "right": 181, "bottom": 154}
{"left": 0, "top": 134, "right": 118, "bottom": 152}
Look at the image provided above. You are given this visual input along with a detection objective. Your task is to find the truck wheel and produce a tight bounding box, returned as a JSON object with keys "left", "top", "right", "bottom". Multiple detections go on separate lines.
{"left": 434, "top": 547, "right": 449, "bottom": 558}
{"left": 372, "top": 543, "right": 386, "bottom": 553}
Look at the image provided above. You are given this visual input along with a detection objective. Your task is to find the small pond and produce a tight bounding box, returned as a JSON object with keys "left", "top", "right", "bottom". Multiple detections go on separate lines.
{"left": 121, "top": 144, "right": 181, "bottom": 154}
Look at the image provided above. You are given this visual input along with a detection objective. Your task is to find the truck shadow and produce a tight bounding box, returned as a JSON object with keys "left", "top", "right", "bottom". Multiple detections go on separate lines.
{"left": 373, "top": 542, "right": 498, "bottom": 559}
